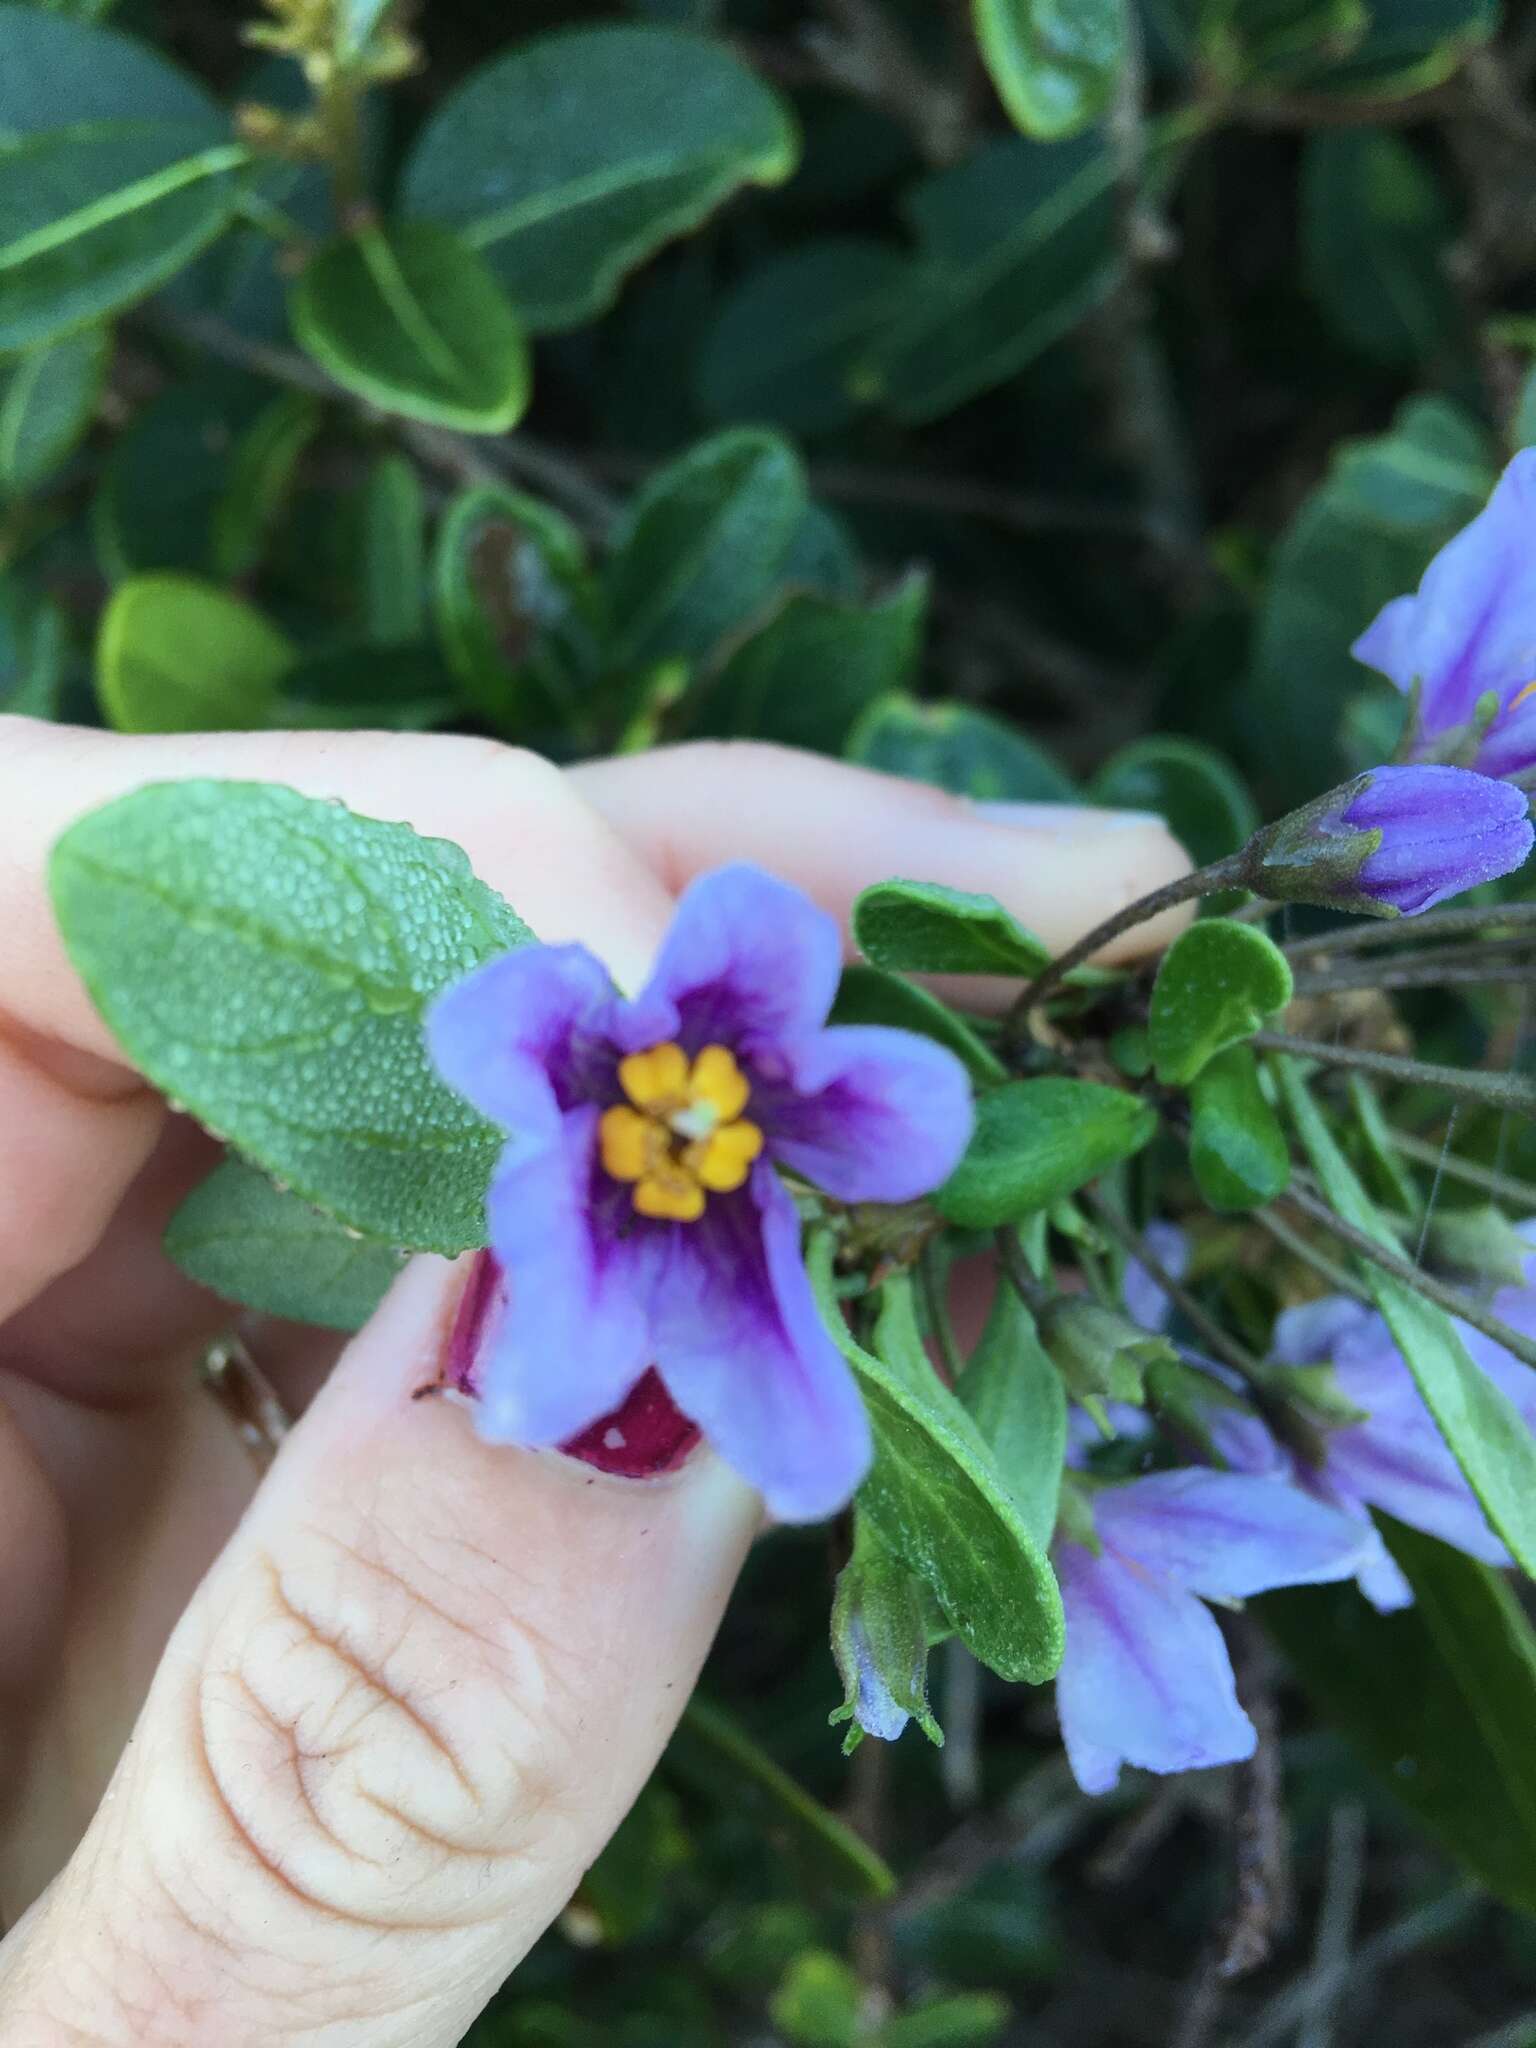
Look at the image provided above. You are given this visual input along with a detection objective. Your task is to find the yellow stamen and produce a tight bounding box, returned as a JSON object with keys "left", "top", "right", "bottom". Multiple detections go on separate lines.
{"left": 602, "top": 1039, "right": 763, "bottom": 1220}
{"left": 688, "top": 1119, "right": 765, "bottom": 1193}
{"left": 1512, "top": 680, "right": 1536, "bottom": 713}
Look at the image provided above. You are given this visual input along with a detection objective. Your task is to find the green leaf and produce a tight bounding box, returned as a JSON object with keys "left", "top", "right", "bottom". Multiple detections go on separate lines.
{"left": 96, "top": 574, "right": 293, "bottom": 733}
{"left": 1243, "top": 396, "right": 1493, "bottom": 806}
{"left": 0, "top": 4, "right": 244, "bottom": 352}
{"left": 0, "top": 575, "right": 68, "bottom": 716}
{"left": 432, "top": 483, "right": 601, "bottom": 730}
{"left": 165, "top": 1158, "right": 405, "bottom": 1331}
{"left": 781, "top": 502, "right": 862, "bottom": 600}
{"left": 1189, "top": 1043, "right": 1290, "bottom": 1210}
{"left": 95, "top": 372, "right": 268, "bottom": 579}
{"left": 279, "top": 640, "right": 460, "bottom": 734}
{"left": 359, "top": 452, "right": 427, "bottom": 645}
{"left": 770, "top": 1951, "right": 864, "bottom": 2048}
{"left": 49, "top": 780, "right": 532, "bottom": 1252}
{"left": 575, "top": 1779, "right": 690, "bottom": 1945}
{"left": 401, "top": 25, "right": 798, "bottom": 334}
{"left": 1264, "top": 1519, "right": 1536, "bottom": 1916}
{"left": 829, "top": 1513, "right": 943, "bottom": 1753}
{"left": 1302, "top": 132, "right": 1459, "bottom": 365}
{"left": 1148, "top": 919, "right": 1294, "bottom": 1086}
{"left": 878, "top": 1993, "right": 1011, "bottom": 2048}
{"left": 938, "top": 1078, "right": 1157, "bottom": 1229}
{"left": 290, "top": 224, "right": 530, "bottom": 434}
{"left": 853, "top": 880, "right": 1051, "bottom": 979}
{"left": 0, "top": 324, "right": 106, "bottom": 495}
{"left": 695, "top": 574, "right": 927, "bottom": 753}
{"left": 830, "top": 966, "right": 1005, "bottom": 1088}
{"left": 859, "top": 133, "right": 1118, "bottom": 423}
{"left": 605, "top": 428, "right": 807, "bottom": 669}
{"left": 956, "top": 1279, "right": 1066, "bottom": 1551}
{"left": 973, "top": 0, "right": 1127, "bottom": 140}
{"left": 1289, "top": 0, "right": 1497, "bottom": 97}
{"left": 212, "top": 391, "right": 321, "bottom": 584}
{"left": 697, "top": 239, "right": 909, "bottom": 434}
{"left": 812, "top": 1246, "right": 1064, "bottom": 1683}
{"left": 846, "top": 695, "right": 1077, "bottom": 800}
{"left": 672, "top": 1694, "right": 895, "bottom": 1902}
{"left": 1089, "top": 736, "right": 1259, "bottom": 870}
{"left": 1277, "top": 1057, "right": 1536, "bottom": 1578}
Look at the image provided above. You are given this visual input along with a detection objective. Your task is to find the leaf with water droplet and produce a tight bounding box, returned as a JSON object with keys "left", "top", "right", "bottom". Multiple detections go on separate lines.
{"left": 50, "top": 779, "right": 533, "bottom": 1252}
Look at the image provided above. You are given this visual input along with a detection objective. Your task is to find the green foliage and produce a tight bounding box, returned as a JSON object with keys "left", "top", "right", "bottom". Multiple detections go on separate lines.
{"left": 49, "top": 780, "right": 531, "bottom": 1252}
{"left": 1088, "top": 737, "right": 1258, "bottom": 870}
{"left": 1148, "top": 919, "right": 1293, "bottom": 1085}
{"left": 1302, "top": 132, "right": 1460, "bottom": 366}
{"left": 97, "top": 573, "right": 292, "bottom": 733}
{"left": 955, "top": 1278, "right": 1066, "bottom": 1550}
{"left": 973, "top": 0, "right": 1127, "bottom": 140}
{"left": 938, "top": 1079, "right": 1158, "bottom": 1228}
{"left": 853, "top": 880, "right": 1052, "bottom": 978}
{"left": 829, "top": 1515, "right": 943, "bottom": 1753}
{"left": 0, "top": 325, "right": 107, "bottom": 495}
{"left": 1188, "top": 1043, "right": 1291, "bottom": 1209}
{"left": 164, "top": 1157, "right": 405, "bottom": 1329}
{"left": 847, "top": 698, "right": 1076, "bottom": 801}
{"left": 0, "top": 577, "right": 67, "bottom": 716}
{"left": 830, "top": 966, "right": 1007, "bottom": 1087}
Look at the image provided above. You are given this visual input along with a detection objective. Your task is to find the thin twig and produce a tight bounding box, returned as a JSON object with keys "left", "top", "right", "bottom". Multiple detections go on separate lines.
{"left": 1250, "top": 1208, "right": 1374, "bottom": 1308}
{"left": 1292, "top": 960, "right": 1536, "bottom": 998}
{"left": 1282, "top": 901, "right": 1536, "bottom": 964}
{"left": 1296, "top": 1801, "right": 1367, "bottom": 2048}
{"left": 1273, "top": 1181, "right": 1536, "bottom": 1373}
{"left": 1241, "top": 1888, "right": 1480, "bottom": 2048}
{"left": 1392, "top": 1130, "right": 1536, "bottom": 1212}
{"left": 1252, "top": 1030, "right": 1536, "bottom": 1119}
{"left": 1088, "top": 1195, "right": 1265, "bottom": 1382}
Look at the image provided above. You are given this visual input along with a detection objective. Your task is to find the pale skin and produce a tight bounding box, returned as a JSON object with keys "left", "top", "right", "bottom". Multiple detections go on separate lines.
{"left": 0, "top": 718, "right": 1190, "bottom": 2046}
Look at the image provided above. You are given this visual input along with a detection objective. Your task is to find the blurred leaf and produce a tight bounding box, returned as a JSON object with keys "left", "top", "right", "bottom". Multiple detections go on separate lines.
{"left": 0, "top": 324, "right": 106, "bottom": 495}
{"left": 831, "top": 965, "right": 1006, "bottom": 1087}
{"left": 401, "top": 25, "right": 797, "bottom": 333}
{"left": 1243, "top": 396, "right": 1493, "bottom": 806}
{"left": 1302, "top": 132, "right": 1459, "bottom": 365}
{"left": 698, "top": 239, "right": 909, "bottom": 434}
{"left": 165, "top": 1157, "right": 404, "bottom": 1329}
{"left": 956, "top": 1278, "right": 1066, "bottom": 1549}
{"left": 973, "top": 0, "right": 1127, "bottom": 140}
{"left": 859, "top": 133, "right": 1117, "bottom": 423}
{"left": 893, "top": 1864, "right": 1059, "bottom": 1986}
{"left": 782, "top": 502, "right": 863, "bottom": 598}
{"left": 606, "top": 428, "right": 807, "bottom": 669}
{"left": 672, "top": 1694, "right": 895, "bottom": 1902}
{"left": 359, "top": 452, "right": 427, "bottom": 645}
{"left": 813, "top": 1250, "right": 1065, "bottom": 1684}
{"left": 770, "top": 1951, "right": 864, "bottom": 2048}
{"left": 212, "top": 391, "right": 321, "bottom": 583}
{"left": 433, "top": 483, "right": 601, "bottom": 731}
{"left": 1089, "top": 735, "right": 1258, "bottom": 869}
{"left": 96, "top": 372, "right": 269, "bottom": 578}
{"left": 1290, "top": 0, "right": 1498, "bottom": 96}
{"left": 0, "top": 3, "right": 243, "bottom": 351}
{"left": 1148, "top": 919, "right": 1294, "bottom": 1085}
{"left": 938, "top": 1078, "right": 1158, "bottom": 1228}
{"left": 878, "top": 1994, "right": 1011, "bottom": 2048}
{"left": 1265, "top": 1519, "right": 1536, "bottom": 1916}
{"left": 853, "top": 879, "right": 1051, "bottom": 978}
{"left": 1278, "top": 1057, "right": 1536, "bottom": 1578}
{"left": 1189, "top": 1043, "right": 1291, "bottom": 1210}
{"left": 0, "top": 575, "right": 67, "bottom": 716}
{"left": 280, "top": 640, "right": 460, "bottom": 732}
{"left": 695, "top": 574, "right": 927, "bottom": 751}
{"left": 97, "top": 573, "right": 292, "bottom": 732}
{"left": 847, "top": 696, "right": 1077, "bottom": 800}
{"left": 50, "top": 781, "right": 531, "bottom": 1252}
{"left": 291, "top": 225, "right": 530, "bottom": 434}
{"left": 576, "top": 1780, "right": 691, "bottom": 1944}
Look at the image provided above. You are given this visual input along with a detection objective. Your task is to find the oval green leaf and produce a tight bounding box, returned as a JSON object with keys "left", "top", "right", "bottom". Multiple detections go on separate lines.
{"left": 290, "top": 223, "right": 530, "bottom": 433}
{"left": 1149, "top": 919, "right": 1294, "bottom": 1087}
{"left": 97, "top": 573, "right": 293, "bottom": 733}
{"left": 49, "top": 780, "right": 532, "bottom": 1252}
{"left": 830, "top": 965, "right": 1004, "bottom": 1089}
{"left": 0, "top": 324, "right": 107, "bottom": 496}
{"left": 938, "top": 1077, "right": 1157, "bottom": 1229}
{"left": 0, "top": 4, "right": 243, "bottom": 351}
{"left": 401, "top": 25, "right": 798, "bottom": 333}
{"left": 1189, "top": 1043, "right": 1291, "bottom": 1211}
{"left": 853, "top": 879, "right": 1051, "bottom": 979}
{"left": 846, "top": 694, "right": 1077, "bottom": 801}
{"left": 1089, "top": 735, "right": 1259, "bottom": 871}
{"left": 973, "top": 0, "right": 1128, "bottom": 141}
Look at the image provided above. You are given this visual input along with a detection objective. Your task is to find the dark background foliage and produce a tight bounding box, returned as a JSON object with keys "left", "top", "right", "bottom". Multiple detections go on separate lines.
{"left": 7, "top": 0, "right": 1536, "bottom": 2040}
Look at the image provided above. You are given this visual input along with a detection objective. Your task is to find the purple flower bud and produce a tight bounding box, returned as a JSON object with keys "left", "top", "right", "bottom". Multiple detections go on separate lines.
{"left": 1248, "top": 764, "right": 1532, "bottom": 918}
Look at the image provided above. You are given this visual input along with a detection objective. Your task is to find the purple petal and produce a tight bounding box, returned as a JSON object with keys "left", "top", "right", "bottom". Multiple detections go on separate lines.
{"left": 1055, "top": 1540, "right": 1255, "bottom": 1794}
{"left": 1092, "top": 1468, "right": 1375, "bottom": 1599}
{"left": 1345, "top": 765, "right": 1532, "bottom": 915}
{"left": 649, "top": 1163, "right": 872, "bottom": 1522}
{"left": 1301, "top": 1471, "right": 1415, "bottom": 1612}
{"left": 1270, "top": 1295, "right": 1380, "bottom": 1367}
{"left": 764, "top": 1025, "right": 974, "bottom": 1202}
{"left": 428, "top": 943, "right": 620, "bottom": 1122}
{"left": 473, "top": 1103, "right": 655, "bottom": 1446}
{"left": 1351, "top": 449, "right": 1536, "bottom": 751}
{"left": 1122, "top": 1221, "right": 1189, "bottom": 1334}
{"left": 623, "top": 862, "right": 843, "bottom": 1058}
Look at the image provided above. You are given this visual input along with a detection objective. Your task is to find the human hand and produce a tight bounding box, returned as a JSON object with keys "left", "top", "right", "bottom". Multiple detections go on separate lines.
{"left": 0, "top": 719, "right": 1188, "bottom": 2047}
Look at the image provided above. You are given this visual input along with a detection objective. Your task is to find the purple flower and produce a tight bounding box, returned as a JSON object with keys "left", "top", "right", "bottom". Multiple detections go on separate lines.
{"left": 1054, "top": 1469, "right": 1374, "bottom": 1793}
{"left": 1250, "top": 763, "right": 1532, "bottom": 917}
{"left": 427, "top": 862, "right": 974, "bottom": 1522}
{"left": 1353, "top": 450, "right": 1536, "bottom": 781}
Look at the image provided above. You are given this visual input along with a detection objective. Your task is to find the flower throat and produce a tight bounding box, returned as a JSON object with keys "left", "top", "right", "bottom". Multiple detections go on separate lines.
{"left": 599, "top": 1042, "right": 764, "bottom": 1221}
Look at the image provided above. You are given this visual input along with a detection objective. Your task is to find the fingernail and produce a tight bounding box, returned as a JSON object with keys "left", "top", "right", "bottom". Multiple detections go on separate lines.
{"left": 444, "top": 1251, "right": 702, "bottom": 1478}
{"left": 974, "top": 800, "right": 1167, "bottom": 832}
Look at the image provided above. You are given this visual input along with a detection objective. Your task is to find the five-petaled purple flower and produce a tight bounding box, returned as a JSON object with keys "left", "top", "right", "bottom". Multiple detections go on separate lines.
{"left": 427, "top": 862, "right": 974, "bottom": 1522}
{"left": 1354, "top": 449, "right": 1536, "bottom": 782}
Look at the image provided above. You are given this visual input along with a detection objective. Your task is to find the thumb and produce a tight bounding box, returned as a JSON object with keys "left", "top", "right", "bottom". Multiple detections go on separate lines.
{"left": 0, "top": 1256, "right": 756, "bottom": 2047}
